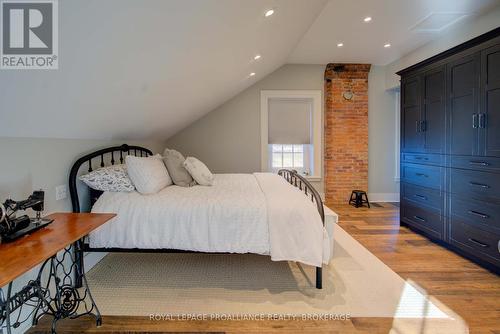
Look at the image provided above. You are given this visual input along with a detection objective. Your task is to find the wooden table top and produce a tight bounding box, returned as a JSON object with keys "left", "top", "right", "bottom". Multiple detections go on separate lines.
{"left": 0, "top": 213, "right": 115, "bottom": 287}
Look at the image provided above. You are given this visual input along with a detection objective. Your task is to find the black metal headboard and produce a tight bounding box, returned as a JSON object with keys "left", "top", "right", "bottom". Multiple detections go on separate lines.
{"left": 69, "top": 144, "right": 153, "bottom": 213}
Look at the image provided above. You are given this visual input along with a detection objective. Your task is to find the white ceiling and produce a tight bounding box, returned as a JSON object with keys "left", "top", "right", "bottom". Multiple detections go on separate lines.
{"left": 0, "top": 0, "right": 327, "bottom": 140}
{"left": 1, "top": 0, "right": 499, "bottom": 141}
{"left": 289, "top": 0, "right": 500, "bottom": 65}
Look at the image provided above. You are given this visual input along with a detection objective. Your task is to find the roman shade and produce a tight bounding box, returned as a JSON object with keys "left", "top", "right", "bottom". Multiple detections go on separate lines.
{"left": 268, "top": 98, "right": 312, "bottom": 144}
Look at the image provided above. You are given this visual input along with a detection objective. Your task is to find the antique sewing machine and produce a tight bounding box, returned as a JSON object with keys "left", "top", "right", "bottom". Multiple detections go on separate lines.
{"left": 0, "top": 190, "right": 53, "bottom": 244}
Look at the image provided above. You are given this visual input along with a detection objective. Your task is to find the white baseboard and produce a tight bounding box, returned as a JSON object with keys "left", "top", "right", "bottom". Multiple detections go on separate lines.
{"left": 368, "top": 193, "right": 400, "bottom": 202}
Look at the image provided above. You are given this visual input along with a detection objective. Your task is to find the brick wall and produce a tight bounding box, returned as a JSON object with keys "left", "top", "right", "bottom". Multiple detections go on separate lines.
{"left": 324, "top": 64, "right": 371, "bottom": 205}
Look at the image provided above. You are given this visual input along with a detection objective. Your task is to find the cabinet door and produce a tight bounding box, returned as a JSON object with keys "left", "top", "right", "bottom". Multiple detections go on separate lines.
{"left": 401, "top": 76, "right": 423, "bottom": 152}
{"left": 480, "top": 44, "right": 500, "bottom": 157}
{"left": 422, "top": 67, "right": 445, "bottom": 153}
{"left": 448, "top": 54, "right": 480, "bottom": 156}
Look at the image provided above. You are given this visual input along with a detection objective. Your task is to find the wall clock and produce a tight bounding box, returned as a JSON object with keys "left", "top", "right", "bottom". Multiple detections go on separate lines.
{"left": 343, "top": 91, "right": 354, "bottom": 100}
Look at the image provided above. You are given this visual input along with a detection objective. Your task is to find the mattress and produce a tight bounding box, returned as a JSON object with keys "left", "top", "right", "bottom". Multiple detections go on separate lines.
{"left": 90, "top": 173, "right": 337, "bottom": 266}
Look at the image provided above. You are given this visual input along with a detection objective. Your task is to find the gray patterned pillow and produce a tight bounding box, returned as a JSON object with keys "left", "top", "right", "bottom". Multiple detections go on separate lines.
{"left": 79, "top": 164, "right": 135, "bottom": 192}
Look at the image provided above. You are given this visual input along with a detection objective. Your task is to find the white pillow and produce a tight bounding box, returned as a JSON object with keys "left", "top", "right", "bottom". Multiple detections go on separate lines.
{"left": 126, "top": 154, "right": 173, "bottom": 194}
{"left": 79, "top": 164, "right": 135, "bottom": 192}
{"left": 183, "top": 157, "right": 214, "bottom": 186}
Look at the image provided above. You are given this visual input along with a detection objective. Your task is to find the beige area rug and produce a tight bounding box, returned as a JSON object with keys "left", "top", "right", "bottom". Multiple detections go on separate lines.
{"left": 86, "top": 225, "right": 468, "bottom": 333}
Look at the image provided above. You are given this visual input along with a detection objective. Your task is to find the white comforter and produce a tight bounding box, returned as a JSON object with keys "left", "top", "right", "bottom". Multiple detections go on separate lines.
{"left": 90, "top": 173, "right": 330, "bottom": 266}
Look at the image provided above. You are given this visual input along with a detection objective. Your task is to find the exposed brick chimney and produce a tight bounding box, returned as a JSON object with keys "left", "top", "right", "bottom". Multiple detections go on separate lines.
{"left": 324, "top": 63, "right": 371, "bottom": 205}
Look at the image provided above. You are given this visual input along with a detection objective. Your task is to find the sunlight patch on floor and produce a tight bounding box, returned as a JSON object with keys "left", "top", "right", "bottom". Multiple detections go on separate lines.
{"left": 394, "top": 281, "right": 448, "bottom": 319}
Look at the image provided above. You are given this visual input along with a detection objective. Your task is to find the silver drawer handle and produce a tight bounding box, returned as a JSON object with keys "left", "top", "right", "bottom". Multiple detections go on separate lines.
{"left": 467, "top": 210, "right": 489, "bottom": 219}
{"left": 414, "top": 194, "right": 428, "bottom": 200}
{"left": 414, "top": 157, "right": 429, "bottom": 161}
{"left": 472, "top": 113, "right": 479, "bottom": 129}
{"left": 413, "top": 215, "right": 426, "bottom": 222}
{"left": 469, "top": 161, "right": 490, "bottom": 166}
{"left": 469, "top": 182, "right": 490, "bottom": 189}
{"left": 415, "top": 173, "right": 428, "bottom": 178}
{"left": 468, "top": 238, "right": 489, "bottom": 248}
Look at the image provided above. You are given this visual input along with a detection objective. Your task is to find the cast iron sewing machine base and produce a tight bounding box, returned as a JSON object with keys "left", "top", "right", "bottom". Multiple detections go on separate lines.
{"left": 0, "top": 241, "right": 101, "bottom": 334}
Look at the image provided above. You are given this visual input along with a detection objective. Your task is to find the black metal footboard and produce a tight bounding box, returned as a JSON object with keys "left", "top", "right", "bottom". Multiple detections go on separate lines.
{"left": 278, "top": 169, "right": 324, "bottom": 289}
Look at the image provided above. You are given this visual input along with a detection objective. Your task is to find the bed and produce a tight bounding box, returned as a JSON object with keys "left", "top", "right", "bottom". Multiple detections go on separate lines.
{"left": 69, "top": 144, "right": 334, "bottom": 289}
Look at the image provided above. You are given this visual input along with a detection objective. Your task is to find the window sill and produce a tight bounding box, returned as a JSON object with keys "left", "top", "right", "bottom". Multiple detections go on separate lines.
{"left": 304, "top": 176, "right": 321, "bottom": 182}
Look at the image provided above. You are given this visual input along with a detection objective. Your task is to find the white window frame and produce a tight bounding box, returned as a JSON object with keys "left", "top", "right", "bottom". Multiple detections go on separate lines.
{"left": 260, "top": 90, "right": 322, "bottom": 181}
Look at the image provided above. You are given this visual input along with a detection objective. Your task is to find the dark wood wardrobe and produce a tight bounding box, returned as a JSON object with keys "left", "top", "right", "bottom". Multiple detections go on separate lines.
{"left": 398, "top": 27, "right": 500, "bottom": 273}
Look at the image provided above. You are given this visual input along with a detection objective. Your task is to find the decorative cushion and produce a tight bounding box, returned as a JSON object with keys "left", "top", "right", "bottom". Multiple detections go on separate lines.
{"left": 79, "top": 164, "right": 135, "bottom": 192}
{"left": 162, "top": 149, "right": 196, "bottom": 187}
{"left": 126, "top": 154, "right": 173, "bottom": 194}
{"left": 183, "top": 157, "right": 214, "bottom": 186}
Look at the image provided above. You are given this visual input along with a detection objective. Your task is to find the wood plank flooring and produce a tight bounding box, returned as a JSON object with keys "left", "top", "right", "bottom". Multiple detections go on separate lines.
{"left": 27, "top": 203, "right": 500, "bottom": 334}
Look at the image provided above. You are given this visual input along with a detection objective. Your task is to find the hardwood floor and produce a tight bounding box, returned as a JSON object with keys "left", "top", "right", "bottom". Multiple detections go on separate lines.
{"left": 28, "top": 203, "right": 500, "bottom": 334}
{"left": 334, "top": 203, "right": 500, "bottom": 334}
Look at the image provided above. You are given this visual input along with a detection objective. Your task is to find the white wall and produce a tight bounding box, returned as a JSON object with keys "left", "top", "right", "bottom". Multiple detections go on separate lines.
{"left": 166, "top": 64, "right": 400, "bottom": 200}
{"left": 385, "top": 6, "right": 500, "bottom": 89}
{"left": 0, "top": 138, "right": 162, "bottom": 213}
{"left": 368, "top": 67, "right": 400, "bottom": 202}
{"left": 165, "top": 64, "right": 326, "bottom": 194}
{"left": 0, "top": 137, "right": 162, "bottom": 334}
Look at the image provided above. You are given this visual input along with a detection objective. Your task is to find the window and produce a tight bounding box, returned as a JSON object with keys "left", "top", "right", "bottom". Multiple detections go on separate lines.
{"left": 261, "top": 90, "right": 322, "bottom": 180}
{"left": 269, "top": 144, "right": 312, "bottom": 175}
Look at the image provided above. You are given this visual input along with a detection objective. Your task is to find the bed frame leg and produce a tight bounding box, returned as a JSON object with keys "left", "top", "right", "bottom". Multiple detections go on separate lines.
{"left": 316, "top": 267, "right": 322, "bottom": 289}
{"left": 74, "top": 240, "right": 84, "bottom": 288}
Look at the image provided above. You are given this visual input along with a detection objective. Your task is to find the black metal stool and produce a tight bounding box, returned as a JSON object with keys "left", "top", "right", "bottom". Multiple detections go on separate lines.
{"left": 349, "top": 190, "right": 370, "bottom": 208}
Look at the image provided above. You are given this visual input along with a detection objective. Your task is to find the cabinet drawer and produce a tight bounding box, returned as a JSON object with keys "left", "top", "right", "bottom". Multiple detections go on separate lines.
{"left": 402, "top": 153, "right": 445, "bottom": 166}
{"left": 401, "top": 203, "right": 444, "bottom": 240}
{"left": 451, "top": 156, "right": 500, "bottom": 173}
{"left": 401, "top": 183, "right": 443, "bottom": 212}
{"left": 450, "top": 169, "right": 500, "bottom": 202}
{"left": 450, "top": 220, "right": 500, "bottom": 266}
{"left": 401, "top": 164, "right": 443, "bottom": 190}
{"left": 450, "top": 196, "right": 500, "bottom": 231}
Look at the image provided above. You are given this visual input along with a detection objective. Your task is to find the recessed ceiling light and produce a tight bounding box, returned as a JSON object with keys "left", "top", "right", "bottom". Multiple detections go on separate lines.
{"left": 265, "top": 9, "right": 274, "bottom": 17}
{"left": 337, "top": 43, "right": 344, "bottom": 47}
{"left": 384, "top": 43, "right": 391, "bottom": 48}
{"left": 254, "top": 54, "right": 261, "bottom": 60}
{"left": 364, "top": 16, "right": 372, "bottom": 22}
{"left": 250, "top": 72, "right": 256, "bottom": 77}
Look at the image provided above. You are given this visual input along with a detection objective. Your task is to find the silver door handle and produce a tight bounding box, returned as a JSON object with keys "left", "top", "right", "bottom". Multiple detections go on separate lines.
{"left": 414, "top": 194, "right": 428, "bottom": 200}
{"left": 467, "top": 210, "right": 489, "bottom": 219}
{"left": 468, "top": 238, "right": 488, "bottom": 248}
{"left": 469, "top": 161, "right": 490, "bottom": 166}
{"left": 479, "top": 113, "right": 487, "bottom": 128}
{"left": 472, "top": 114, "right": 479, "bottom": 128}
{"left": 469, "top": 182, "right": 490, "bottom": 189}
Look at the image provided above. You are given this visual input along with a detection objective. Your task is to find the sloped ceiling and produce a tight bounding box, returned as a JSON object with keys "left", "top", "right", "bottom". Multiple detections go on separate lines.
{"left": 289, "top": 0, "right": 500, "bottom": 65}
{"left": 0, "top": 0, "right": 328, "bottom": 140}
{"left": 1, "top": 0, "right": 499, "bottom": 141}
